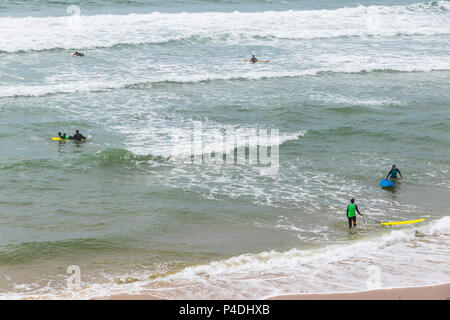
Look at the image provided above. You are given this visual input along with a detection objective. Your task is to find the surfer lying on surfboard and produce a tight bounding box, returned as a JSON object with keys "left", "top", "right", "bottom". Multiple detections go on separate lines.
{"left": 57, "top": 132, "right": 69, "bottom": 140}
{"left": 244, "top": 55, "right": 269, "bottom": 63}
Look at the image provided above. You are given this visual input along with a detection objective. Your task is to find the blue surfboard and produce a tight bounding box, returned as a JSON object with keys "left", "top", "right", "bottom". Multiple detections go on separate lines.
{"left": 380, "top": 179, "right": 395, "bottom": 188}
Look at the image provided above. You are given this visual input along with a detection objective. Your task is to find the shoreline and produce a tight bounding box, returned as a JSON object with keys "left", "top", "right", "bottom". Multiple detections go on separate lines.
{"left": 268, "top": 283, "right": 450, "bottom": 300}
{"left": 102, "top": 283, "right": 450, "bottom": 300}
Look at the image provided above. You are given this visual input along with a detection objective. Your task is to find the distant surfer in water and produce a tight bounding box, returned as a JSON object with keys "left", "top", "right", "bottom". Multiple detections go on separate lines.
{"left": 72, "top": 51, "right": 84, "bottom": 57}
{"left": 70, "top": 129, "right": 86, "bottom": 141}
{"left": 250, "top": 55, "right": 258, "bottom": 63}
{"left": 386, "top": 164, "right": 402, "bottom": 182}
{"left": 346, "top": 199, "right": 363, "bottom": 229}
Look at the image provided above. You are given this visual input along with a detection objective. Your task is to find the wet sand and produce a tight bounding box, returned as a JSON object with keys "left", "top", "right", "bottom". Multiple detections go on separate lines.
{"left": 100, "top": 283, "right": 450, "bottom": 300}
{"left": 269, "top": 283, "right": 450, "bottom": 300}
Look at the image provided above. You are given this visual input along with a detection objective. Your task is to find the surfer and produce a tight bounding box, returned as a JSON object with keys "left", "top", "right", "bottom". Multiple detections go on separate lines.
{"left": 250, "top": 55, "right": 258, "bottom": 63}
{"left": 72, "top": 51, "right": 84, "bottom": 57}
{"left": 70, "top": 129, "right": 86, "bottom": 141}
{"left": 386, "top": 164, "right": 402, "bottom": 181}
{"left": 57, "top": 132, "right": 68, "bottom": 139}
{"left": 346, "top": 199, "right": 363, "bottom": 229}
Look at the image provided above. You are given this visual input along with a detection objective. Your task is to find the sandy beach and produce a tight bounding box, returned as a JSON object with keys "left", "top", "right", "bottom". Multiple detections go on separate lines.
{"left": 100, "top": 283, "right": 450, "bottom": 300}
{"left": 269, "top": 283, "right": 450, "bottom": 300}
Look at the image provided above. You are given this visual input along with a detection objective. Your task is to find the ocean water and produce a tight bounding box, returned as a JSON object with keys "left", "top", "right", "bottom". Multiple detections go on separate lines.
{"left": 0, "top": 0, "right": 449, "bottom": 299}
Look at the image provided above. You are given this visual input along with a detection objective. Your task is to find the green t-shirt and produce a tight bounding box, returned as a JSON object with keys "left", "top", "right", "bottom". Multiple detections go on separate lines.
{"left": 348, "top": 203, "right": 356, "bottom": 218}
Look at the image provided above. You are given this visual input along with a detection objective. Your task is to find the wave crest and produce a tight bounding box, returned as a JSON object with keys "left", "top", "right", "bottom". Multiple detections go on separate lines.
{"left": 2, "top": 66, "right": 449, "bottom": 99}
{"left": 1, "top": 1, "right": 449, "bottom": 53}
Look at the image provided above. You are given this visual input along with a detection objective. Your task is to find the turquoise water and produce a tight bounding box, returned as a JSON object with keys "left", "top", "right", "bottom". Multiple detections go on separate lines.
{"left": 0, "top": 0, "right": 449, "bottom": 299}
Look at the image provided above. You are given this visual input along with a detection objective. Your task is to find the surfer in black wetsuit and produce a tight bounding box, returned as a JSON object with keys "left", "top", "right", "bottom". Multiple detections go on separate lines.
{"left": 72, "top": 51, "right": 84, "bottom": 57}
{"left": 70, "top": 129, "right": 86, "bottom": 141}
{"left": 386, "top": 164, "right": 402, "bottom": 181}
{"left": 250, "top": 55, "right": 258, "bottom": 63}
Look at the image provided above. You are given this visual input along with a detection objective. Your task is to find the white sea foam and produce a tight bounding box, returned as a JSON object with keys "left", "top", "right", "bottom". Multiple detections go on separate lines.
{"left": 1, "top": 216, "right": 448, "bottom": 299}
{"left": 140, "top": 216, "right": 450, "bottom": 299}
{"left": 0, "top": 69, "right": 357, "bottom": 98}
{"left": 118, "top": 118, "right": 306, "bottom": 159}
{"left": 2, "top": 61, "right": 450, "bottom": 99}
{"left": 1, "top": 1, "right": 449, "bottom": 52}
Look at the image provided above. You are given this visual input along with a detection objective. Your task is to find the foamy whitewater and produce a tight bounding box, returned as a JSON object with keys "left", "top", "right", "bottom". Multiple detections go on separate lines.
{"left": 0, "top": 0, "right": 449, "bottom": 299}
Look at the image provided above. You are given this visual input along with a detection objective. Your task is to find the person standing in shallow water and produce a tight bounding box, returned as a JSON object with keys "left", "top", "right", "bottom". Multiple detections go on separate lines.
{"left": 386, "top": 164, "right": 402, "bottom": 183}
{"left": 346, "top": 199, "right": 363, "bottom": 229}
{"left": 70, "top": 129, "right": 86, "bottom": 141}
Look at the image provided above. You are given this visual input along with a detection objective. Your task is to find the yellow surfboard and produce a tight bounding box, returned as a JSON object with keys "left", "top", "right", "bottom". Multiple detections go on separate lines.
{"left": 244, "top": 60, "right": 269, "bottom": 63}
{"left": 52, "top": 137, "right": 86, "bottom": 141}
{"left": 381, "top": 218, "right": 425, "bottom": 226}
